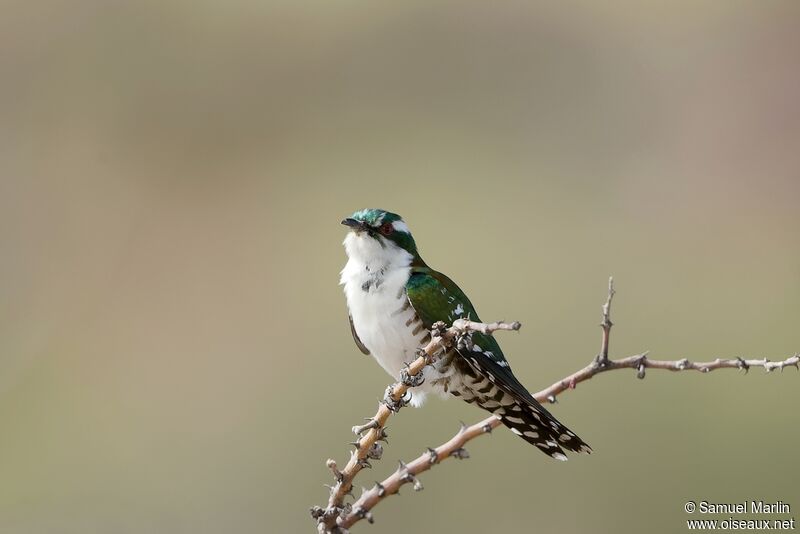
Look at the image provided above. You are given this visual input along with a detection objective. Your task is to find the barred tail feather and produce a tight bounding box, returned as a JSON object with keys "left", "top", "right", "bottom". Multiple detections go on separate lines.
{"left": 454, "top": 358, "right": 591, "bottom": 460}
{"left": 495, "top": 401, "right": 592, "bottom": 460}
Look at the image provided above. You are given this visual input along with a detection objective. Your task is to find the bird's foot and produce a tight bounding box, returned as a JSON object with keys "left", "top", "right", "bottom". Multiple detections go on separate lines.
{"left": 382, "top": 385, "right": 410, "bottom": 412}
{"left": 456, "top": 332, "right": 474, "bottom": 352}
{"left": 400, "top": 364, "right": 425, "bottom": 388}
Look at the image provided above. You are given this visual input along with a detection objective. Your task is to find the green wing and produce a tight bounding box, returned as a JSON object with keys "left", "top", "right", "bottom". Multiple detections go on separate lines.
{"left": 405, "top": 267, "right": 592, "bottom": 457}
{"left": 405, "top": 267, "right": 482, "bottom": 327}
{"left": 405, "top": 267, "right": 535, "bottom": 403}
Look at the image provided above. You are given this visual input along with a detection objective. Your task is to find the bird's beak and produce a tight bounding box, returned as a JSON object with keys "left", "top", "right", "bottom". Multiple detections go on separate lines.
{"left": 341, "top": 218, "right": 367, "bottom": 231}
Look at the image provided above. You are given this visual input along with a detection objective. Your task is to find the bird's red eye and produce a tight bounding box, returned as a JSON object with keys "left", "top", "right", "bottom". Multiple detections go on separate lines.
{"left": 379, "top": 222, "right": 394, "bottom": 236}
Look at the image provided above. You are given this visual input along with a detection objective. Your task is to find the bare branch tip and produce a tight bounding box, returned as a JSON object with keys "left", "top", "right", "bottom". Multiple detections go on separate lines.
{"left": 327, "top": 459, "right": 344, "bottom": 482}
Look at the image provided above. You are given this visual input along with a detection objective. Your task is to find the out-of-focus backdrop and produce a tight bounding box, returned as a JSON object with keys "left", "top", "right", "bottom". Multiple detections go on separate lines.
{"left": 2, "top": 1, "right": 799, "bottom": 533}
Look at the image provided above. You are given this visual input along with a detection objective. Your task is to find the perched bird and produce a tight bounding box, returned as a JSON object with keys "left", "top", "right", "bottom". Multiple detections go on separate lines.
{"left": 340, "top": 208, "right": 591, "bottom": 460}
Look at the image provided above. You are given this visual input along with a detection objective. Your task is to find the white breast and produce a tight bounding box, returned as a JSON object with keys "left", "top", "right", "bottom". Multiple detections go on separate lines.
{"left": 340, "top": 232, "right": 452, "bottom": 406}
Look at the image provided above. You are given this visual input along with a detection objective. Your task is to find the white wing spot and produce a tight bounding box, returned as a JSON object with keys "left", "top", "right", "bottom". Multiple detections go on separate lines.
{"left": 510, "top": 428, "right": 523, "bottom": 436}
{"left": 453, "top": 304, "right": 464, "bottom": 316}
{"left": 552, "top": 452, "right": 568, "bottom": 462}
{"left": 524, "top": 431, "right": 539, "bottom": 438}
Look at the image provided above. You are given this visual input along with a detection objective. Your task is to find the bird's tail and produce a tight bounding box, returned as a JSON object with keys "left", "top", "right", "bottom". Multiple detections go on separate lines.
{"left": 490, "top": 399, "right": 592, "bottom": 460}
{"left": 453, "top": 350, "right": 591, "bottom": 461}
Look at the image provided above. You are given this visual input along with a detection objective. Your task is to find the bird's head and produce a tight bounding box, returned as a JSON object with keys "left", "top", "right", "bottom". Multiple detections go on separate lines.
{"left": 341, "top": 208, "right": 423, "bottom": 266}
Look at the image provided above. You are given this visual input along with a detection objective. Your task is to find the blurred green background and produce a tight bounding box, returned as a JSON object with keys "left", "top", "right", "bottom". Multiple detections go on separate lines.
{"left": 2, "top": 1, "right": 799, "bottom": 533}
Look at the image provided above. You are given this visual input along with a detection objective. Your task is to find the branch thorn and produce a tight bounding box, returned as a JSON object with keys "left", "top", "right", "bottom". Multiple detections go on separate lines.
{"left": 354, "top": 506, "right": 374, "bottom": 524}
{"left": 367, "top": 442, "right": 383, "bottom": 460}
{"left": 452, "top": 448, "right": 470, "bottom": 460}
{"left": 358, "top": 458, "right": 372, "bottom": 469}
{"left": 377, "top": 427, "right": 389, "bottom": 442}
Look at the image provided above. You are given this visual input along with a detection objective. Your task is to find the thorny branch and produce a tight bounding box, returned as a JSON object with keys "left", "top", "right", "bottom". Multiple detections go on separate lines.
{"left": 314, "top": 280, "right": 799, "bottom": 533}
{"left": 311, "top": 319, "right": 521, "bottom": 533}
{"left": 597, "top": 276, "right": 615, "bottom": 365}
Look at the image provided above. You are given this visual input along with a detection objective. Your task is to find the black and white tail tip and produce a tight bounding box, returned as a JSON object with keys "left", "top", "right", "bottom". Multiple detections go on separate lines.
{"left": 496, "top": 402, "right": 592, "bottom": 461}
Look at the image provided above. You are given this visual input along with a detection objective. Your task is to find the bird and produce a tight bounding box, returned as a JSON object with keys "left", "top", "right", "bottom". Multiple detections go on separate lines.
{"left": 340, "top": 208, "right": 591, "bottom": 460}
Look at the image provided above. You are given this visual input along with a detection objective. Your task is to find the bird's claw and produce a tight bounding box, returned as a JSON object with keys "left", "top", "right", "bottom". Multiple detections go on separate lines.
{"left": 431, "top": 321, "right": 448, "bottom": 335}
{"left": 382, "top": 385, "right": 410, "bottom": 412}
{"left": 400, "top": 365, "right": 425, "bottom": 387}
{"left": 456, "top": 332, "right": 474, "bottom": 352}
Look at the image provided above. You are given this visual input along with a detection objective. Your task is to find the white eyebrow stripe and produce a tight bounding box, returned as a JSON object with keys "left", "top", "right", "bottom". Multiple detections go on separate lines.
{"left": 392, "top": 220, "right": 410, "bottom": 233}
